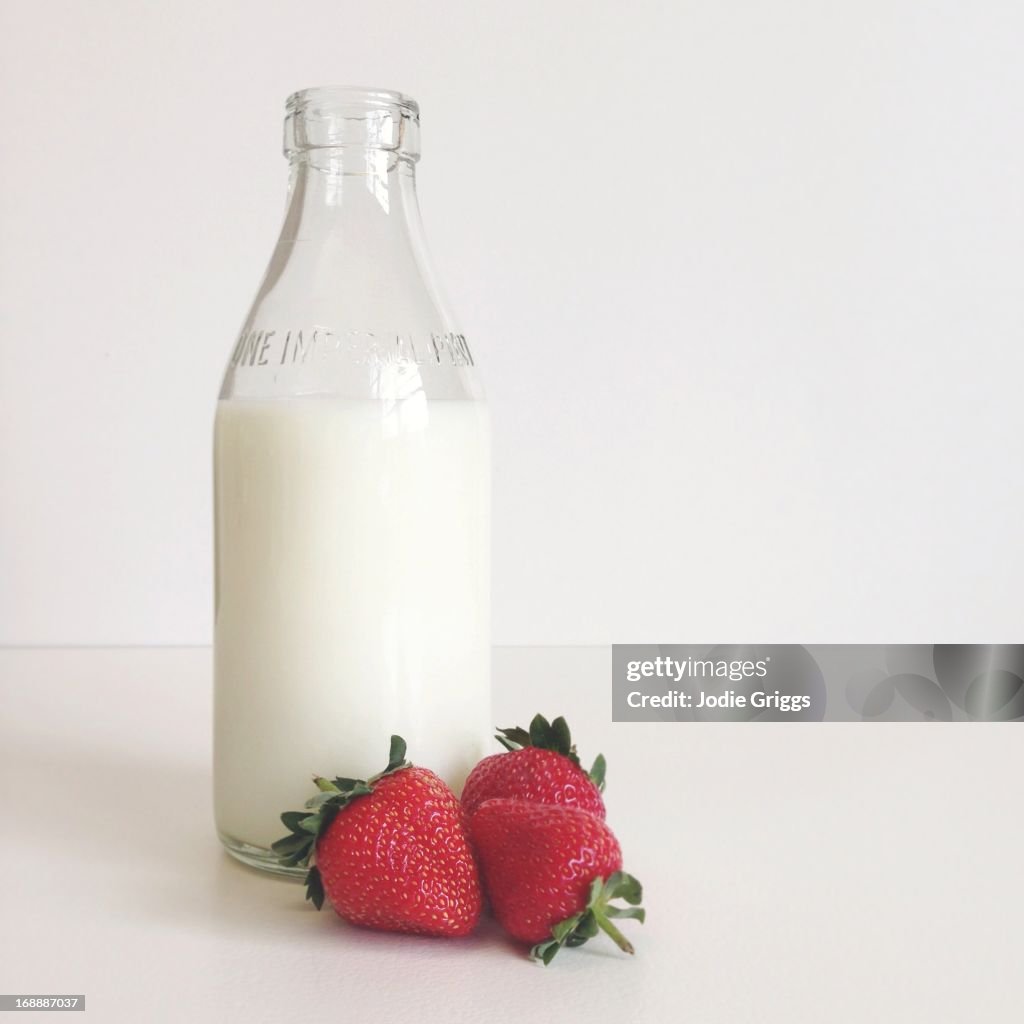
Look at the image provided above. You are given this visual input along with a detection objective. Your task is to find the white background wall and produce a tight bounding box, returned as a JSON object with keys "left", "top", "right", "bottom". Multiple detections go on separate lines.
{"left": 2, "top": 1, "right": 1022, "bottom": 647}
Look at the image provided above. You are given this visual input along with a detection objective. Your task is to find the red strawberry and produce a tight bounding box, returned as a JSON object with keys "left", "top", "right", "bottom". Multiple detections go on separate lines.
{"left": 469, "top": 798, "right": 644, "bottom": 963}
{"left": 462, "top": 714, "right": 607, "bottom": 818}
{"left": 273, "top": 736, "right": 482, "bottom": 937}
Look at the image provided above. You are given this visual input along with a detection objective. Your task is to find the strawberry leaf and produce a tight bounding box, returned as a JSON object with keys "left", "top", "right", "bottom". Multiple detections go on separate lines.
{"left": 280, "top": 811, "right": 309, "bottom": 833}
{"left": 532, "top": 938, "right": 562, "bottom": 965}
{"left": 528, "top": 714, "right": 553, "bottom": 750}
{"left": 385, "top": 735, "right": 407, "bottom": 771}
{"left": 329, "top": 777, "right": 360, "bottom": 789}
{"left": 270, "top": 832, "right": 313, "bottom": 855}
{"left": 551, "top": 914, "right": 582, "bottom": 942}
{"left": 605, "top": 870, "right": 642, "bottom": 904}
{"left": 304, "top": 866, "right": 324, "bottom": 910}
{"left": 305, "top": 789, "right": 342, "bottom": 810}
{"left": 495, "top": 714, "right": 609, "bottom": 788}
{"left": 495, "top": 725, "right": 531, "bottom": 750}
{"left": 549, "top": 716, "right": 572, "bottom": 755}
{"left": 278, "top": 845, "right": 313, "bottom": 868}
{"left": 271, "top": 735, "right": 413, "bottom": 905}
{"left": 605, "top": 906, "right": 646, "bottom": 921}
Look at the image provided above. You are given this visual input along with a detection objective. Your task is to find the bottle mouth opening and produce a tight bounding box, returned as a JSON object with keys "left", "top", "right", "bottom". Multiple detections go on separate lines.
{"left": 284, "top": 86, "right": 420, "bottom": 161}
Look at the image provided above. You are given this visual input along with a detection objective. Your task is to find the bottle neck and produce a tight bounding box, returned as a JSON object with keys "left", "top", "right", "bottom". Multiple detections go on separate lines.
{"left": 220, "top": 87, "right": 482, "bottom": 403}
{"left": 280, "top": 149, "right": 420, "bottom": 243}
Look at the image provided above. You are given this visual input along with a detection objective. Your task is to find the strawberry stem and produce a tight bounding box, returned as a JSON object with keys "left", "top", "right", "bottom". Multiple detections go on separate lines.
{"left": 594, "top": 913, "right": 634, "bottom": 955}
{"left": 530, "top": 871, "right": 645, "bottom": 965}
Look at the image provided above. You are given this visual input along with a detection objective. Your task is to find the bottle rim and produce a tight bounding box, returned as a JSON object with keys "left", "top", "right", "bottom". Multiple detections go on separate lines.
{"left": 284, "top": 86, "right": 421, "bottom": 161}
{"left": 285, "top": 85, "right": 419, "bottom": 117}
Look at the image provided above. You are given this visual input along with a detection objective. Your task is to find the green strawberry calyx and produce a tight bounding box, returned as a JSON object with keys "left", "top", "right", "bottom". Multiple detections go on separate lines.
{"left": 495, "top": 713, "right": 607, "bottom": 792}
{"left": 270, "top": 734, "right": 411, "bottom": 910}
{"left": 531, "top": 871, "right": 645, "bottom": 965}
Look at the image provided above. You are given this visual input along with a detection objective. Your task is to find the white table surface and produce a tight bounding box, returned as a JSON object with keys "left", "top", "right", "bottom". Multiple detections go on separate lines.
{"left": 1, "top": 647, "right": 1019, "bottom": 1023}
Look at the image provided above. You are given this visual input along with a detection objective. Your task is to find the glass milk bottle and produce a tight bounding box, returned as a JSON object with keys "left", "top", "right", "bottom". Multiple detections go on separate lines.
{"left": 213, "top": 87, "right": 490, "bottom": 873}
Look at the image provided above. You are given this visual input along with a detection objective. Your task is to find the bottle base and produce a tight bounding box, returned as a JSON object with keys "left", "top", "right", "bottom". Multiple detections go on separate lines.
{"left": 218, "top": 830, "right": 305, "bottom": 879}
